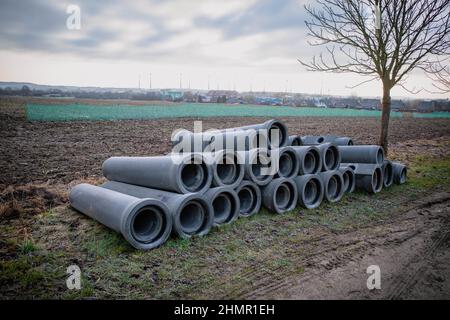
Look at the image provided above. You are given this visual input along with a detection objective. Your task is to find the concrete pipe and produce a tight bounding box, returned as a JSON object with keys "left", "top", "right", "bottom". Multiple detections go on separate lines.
{"left": 103, "top": 153, "right": 212, "bottom": 194}
{"left": 338, "top": 145, "right": 384, "bottom": 165}
{"left": 174, "top": 129, "right": 260, "bottom": 153}
{"left": 342, "top": 163, "right": 383, "bottom": 193}
{"left": 237, "top": 148, "right": 274, "bottom": 186}
{"left": 288, "top": 135, "right": 302, "bottom": 146}
{"left": 202, "top": 150, "right": 244, "bottom": 189}
{"left": 300, "top": 135, "right": 325, "bottom": 145}
{"left": 292, "top": 146, "right": 322, "bottom": 175}
{"left": 323, "top": 135, "right": 354, "bottom": 146}
{"left": 274, "top": 146, "right": 300, "bottom": 179}
{"left": 382, "top": 160, "right": 394, "bottom": 188}
{"left": 204, "top": 186, "right": 240, "bottom": 226}
{"left": 234, "top": 180, "right": 262, "bottom": 217}
{"left": 261, "top": 178, "right": 298, "bottom": 214}
{"left": 318, "top": 171, "right": 345, "bottom": 203}
{"left": 392, "top": 162, "right": 407, "bottom": 185}
{"left": 218, "top": 119, "right": 289, "bottom": 149}
{"left": 338, "top": 166, "right": 356, "bottom": 193}
{"left": 294, "top": 174, "right": 324, "bottom": 209}
{"left": 316, "top": 143, "right": 341, "bottom": 171}
{"left": 69, "top": 183, "right": 172, "bottom": 250}
{"left": 101, "top": 181, "right": 213, "bottom": 239}
{"left": 171, "top": 129, "right": 214, "bottom": 153}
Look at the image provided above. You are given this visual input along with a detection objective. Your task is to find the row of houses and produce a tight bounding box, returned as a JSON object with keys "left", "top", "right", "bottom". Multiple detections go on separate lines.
{"left": 1, "top": 85, "right": 448, "bottom": 112}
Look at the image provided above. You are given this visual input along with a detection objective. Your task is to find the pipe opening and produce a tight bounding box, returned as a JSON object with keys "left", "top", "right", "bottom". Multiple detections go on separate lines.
{"left": 251, "top": 154, "right": 271, "bottom": 181}
{"left": 292, "top": 137, "right": 301, "bottom": 146}
{"left": 216, "top": 155, "right": 237, "bottom": 185}
{"left": 238, "top": 186, "right": 255, "bottom": 215}
{"left": 179, "top": 201, "right": 205, "bottom": 234}
{"left": 131, "top": 207, "right": 164, "bottom": 243}
{"left": 324, "top": 149, "right": 335, "bottom": 170}
{"left": 384, "top": 164, "right": 393, "bottom": 186}
{"left": 317, "top": 137, "right": 325, "bottom": 143}
{"left": 342, "top": 171, "right": 350, "bottom": 192}
{"left": 181, "top": 157, "right": 209, "bottom": 192}
{"left": 327, "top": 176, "right": 341, "bottom": 200}
{"left": 278, "top": 152, "right": 295, "bottom": 177}
{"left": 346, "top": 171, "right": 355, "bottom": 192}
{"left": 275, "top": 183, "right": 292, "bottom": 210}
{"left": 377, "top": 149, "right": 384, "bottom": 164}
{"left": 268, "top": 123, "right": 287, "bottom": 148}
{"left": 373, "top": 168, "right": 383, "bottom": 192}
{"left": 304, "top": 179, "right": 320, "bottom": 205}
{"left": 213, "top": 193, "right": 233, "bottom": 224}
{"left": 303, "top": 152, "right": 316, "bottom": 174}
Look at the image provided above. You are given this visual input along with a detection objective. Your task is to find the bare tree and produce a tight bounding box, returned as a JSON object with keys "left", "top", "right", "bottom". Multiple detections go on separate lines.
{"left": 299, "top": 0, "right": 450, "bottom": 153}
{"left": 427, "top": 59, "right": 450, "bottom": 93}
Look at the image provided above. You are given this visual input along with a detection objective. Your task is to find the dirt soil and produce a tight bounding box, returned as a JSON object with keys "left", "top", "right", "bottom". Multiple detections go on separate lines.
{"left": 1, "top": 97, "right": 450, "bottom": 300}
{"left": 241, "top": 192, "right": 450, "bottom": 300}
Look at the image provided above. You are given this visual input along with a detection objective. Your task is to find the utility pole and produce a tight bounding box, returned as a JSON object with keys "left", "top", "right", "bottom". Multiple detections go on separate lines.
{"left": 149, "top": 73, "right": 152, "bottom": 89}
{"left": 179, "top": 73, "right": 182, "bottom": 89}
{"left": 138, "top": 74, "right": 141, "bottom": 89}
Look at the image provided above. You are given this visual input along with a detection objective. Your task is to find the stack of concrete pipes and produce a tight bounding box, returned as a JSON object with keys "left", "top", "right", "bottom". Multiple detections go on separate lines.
{"left": 69, "top": 119, "right": 408, "bottom": 250}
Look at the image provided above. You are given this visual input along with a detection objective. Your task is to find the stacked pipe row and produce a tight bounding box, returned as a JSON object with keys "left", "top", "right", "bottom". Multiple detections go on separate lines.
{"left": 69, "top": 119, "right": 408, "bottom": 250}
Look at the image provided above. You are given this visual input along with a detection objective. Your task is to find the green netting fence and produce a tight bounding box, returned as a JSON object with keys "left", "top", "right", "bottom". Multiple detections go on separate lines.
{"left": 413, "top": 112, "right": 450, "bottom": 119}
{"left": 26, "top": 103, "right": 404, "bottom": 121}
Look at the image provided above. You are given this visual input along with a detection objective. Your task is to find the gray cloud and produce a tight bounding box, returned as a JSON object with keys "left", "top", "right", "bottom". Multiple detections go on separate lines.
{"left": 195, "top": 0, "right": 309, "bottom": 39}
{"left": 0, "top": 0, "right": 313, "bottom": 65}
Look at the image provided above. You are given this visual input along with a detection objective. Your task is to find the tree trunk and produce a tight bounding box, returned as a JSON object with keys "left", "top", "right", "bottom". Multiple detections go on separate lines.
{"left": 379, "top": 81, "right": 391, "bottom": 155}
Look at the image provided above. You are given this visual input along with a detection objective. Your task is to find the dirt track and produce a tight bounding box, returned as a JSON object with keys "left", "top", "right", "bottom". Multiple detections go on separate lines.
{"left": 240, "top": 192, "right": 450, "bottom": 300}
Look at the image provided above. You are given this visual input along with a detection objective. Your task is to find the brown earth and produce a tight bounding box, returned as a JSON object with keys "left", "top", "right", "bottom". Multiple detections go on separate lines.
{"left": 240, "top": 192, "right": 450, "bottom": 300}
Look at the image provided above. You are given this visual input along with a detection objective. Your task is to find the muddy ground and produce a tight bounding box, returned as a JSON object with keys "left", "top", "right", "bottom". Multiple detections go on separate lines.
{"left": 0, "top": 97, "right": 449, "bottom": 299}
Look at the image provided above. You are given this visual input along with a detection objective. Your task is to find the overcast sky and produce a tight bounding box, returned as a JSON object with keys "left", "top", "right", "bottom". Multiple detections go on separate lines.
{"left": 0, "top": 0, "right": 448, "bottom": 98}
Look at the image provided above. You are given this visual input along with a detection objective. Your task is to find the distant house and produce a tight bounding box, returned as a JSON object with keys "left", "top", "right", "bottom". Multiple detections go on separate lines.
{"left": 161, "top": 89, "right": 183, "bottom": 101}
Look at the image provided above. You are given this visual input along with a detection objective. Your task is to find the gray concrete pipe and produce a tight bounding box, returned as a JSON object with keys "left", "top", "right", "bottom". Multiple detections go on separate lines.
{"left": 274, "top": 146, "right": 300, "bottom": 179}
{"left": 316, "top": 143, "right": 341, "bottom": 171}
{"left": 173, "top": 119, "right": 288, "bottom": 150}
{"left": 293, "top": 174, "right": 324, "bottom": 209}
{"left": 338, "top": 145, "right": 384, "bottom": 165}
{"left": 102, "top": 153, "right": 212, "bottom": 194}
{"left": 101, "top": 181, "right": 213, "bottom": 239}
{"left": 382, "top": 160, "right": 394, "bottom": 188}
{"left": 202, "top": 150, "right": 244, "bottom": 189}
{"left": 69, "top": 183, "right": 172, "bottom": 250}
{"left": 261, "top": 177, "right": 298, "bottom": 214}
{"left": 338, "top": 166, "right": 356, "bottom": 193}
{"left": 300, "top": 135, "right": 325, "bottom": 145}
{"left": 173, "top": 129, "right": 259, "bottom": 153}
{"left": 392, "top": 162, "right": 407, "bottom": 185}
{"left": 288, "top": 135, "right": 302, "bottom": 146}
{"left": 318, "top": 170, "right": 345, "bottom": 202}
{"left": 323, "top": 135, "right": 354, "bottom": 146}
{"left": 204, "top": 186, "right": 240, "bottom": 226}
{"left": 237, "top": 148, "right": 275, "bottom": 186}
{"left": 342, "top": 163, "right": 384, "bottom": 193}
{"left": 234, "top": 180, "right": 262, "bottom": 217}
{"left": 292, "top": 146, "right": 322, "bottom": 175}
{"left": 217, "top": 119, "right": 289, "bottom": 149}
